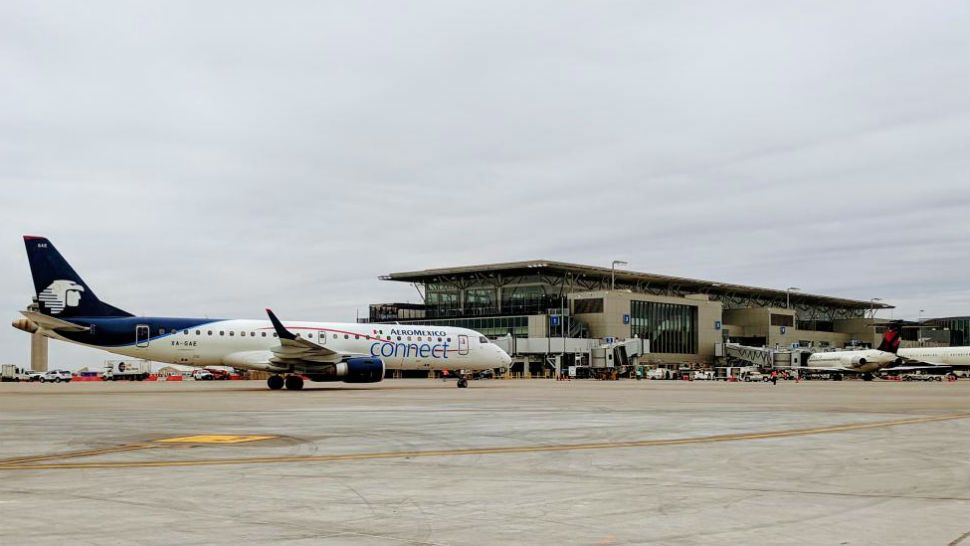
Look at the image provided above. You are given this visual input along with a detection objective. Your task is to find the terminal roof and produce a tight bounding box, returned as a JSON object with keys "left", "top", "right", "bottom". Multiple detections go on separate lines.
{"left": 381, "top": 259, "right": 893, "bottom": 310}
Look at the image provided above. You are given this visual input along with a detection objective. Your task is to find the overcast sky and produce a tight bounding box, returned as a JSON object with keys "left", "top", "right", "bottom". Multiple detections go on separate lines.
{"left": 1, "top": 1, "right": 968, "bottom": 368}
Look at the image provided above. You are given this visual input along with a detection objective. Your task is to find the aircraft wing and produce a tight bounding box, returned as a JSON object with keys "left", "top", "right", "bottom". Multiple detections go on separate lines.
{"left": 880, "top": 364, "right": 951, "bottom": 372}
{"left": 895, "top": 355, "right": 949, "bottom": 367}
{"left": 264, "top": 309, "right": 364, "bottom": 366}
{"left": 798, "top": 366, "right": 859, "bottom": 374}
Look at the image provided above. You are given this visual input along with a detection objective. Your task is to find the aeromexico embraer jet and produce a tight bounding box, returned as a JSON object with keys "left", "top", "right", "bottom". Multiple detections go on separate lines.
{"left": 13, "top": 236, "right": 511, "bottom": 390}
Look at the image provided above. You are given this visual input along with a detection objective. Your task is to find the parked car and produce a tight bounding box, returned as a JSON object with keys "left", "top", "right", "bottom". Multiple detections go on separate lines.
{"left": 742, "top": 371, "right": 765, "bottom": 382}
{"left": 41, "top": 370, "right": 73, "bottom": 383}
{"left": 25, "top": 370, "right": 45, "bottom": 382}
{"left": 191, "top": 369, "right": 214, "bottom": 381}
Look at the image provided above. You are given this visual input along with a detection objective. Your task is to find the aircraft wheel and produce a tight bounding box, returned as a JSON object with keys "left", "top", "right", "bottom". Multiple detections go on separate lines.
{"left": 457, "top": 378, "right": 468, "bottom": 388}
{"left": 862, "top": 373, "right": 873, "bottom": 382}
{"left": 267, "top": 375, "right": 284, "bottom": 390}
{"left": 285, "top": 375, "right": 304, "bottom": 391}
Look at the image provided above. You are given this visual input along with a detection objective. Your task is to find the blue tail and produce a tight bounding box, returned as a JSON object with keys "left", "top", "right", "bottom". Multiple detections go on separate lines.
{"left": 23, "top": 236, "right": 132, "bottom": 318}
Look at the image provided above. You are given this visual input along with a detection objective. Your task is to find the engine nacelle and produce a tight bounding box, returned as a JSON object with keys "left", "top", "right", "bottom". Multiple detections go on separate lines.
{"left": 850, "top": 356, "right": 867, "bottom": 366}
{"left": 306, "top": 357, "right": 385, "bottom": 384}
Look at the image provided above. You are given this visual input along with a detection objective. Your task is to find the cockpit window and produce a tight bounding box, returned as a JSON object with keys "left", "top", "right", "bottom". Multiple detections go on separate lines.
{"left": 479, "top": 336, "right": 489, "bottom": 344}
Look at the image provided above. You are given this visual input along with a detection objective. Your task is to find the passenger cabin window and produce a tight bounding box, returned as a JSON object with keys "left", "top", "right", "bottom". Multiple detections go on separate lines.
{"left": 160, "top": 329, "right": 166, "bottom": 334}
{"left": 195, "top": 330, "right": 200, "bottom": 335}
{"left": 261, "top": 332, "right": 266, "bottom": 337}
{"left": 229, "top": 331, "right": 234, "bottom": 336}
{"left": 183, "top": 329, "right": 189, "bottom": 335}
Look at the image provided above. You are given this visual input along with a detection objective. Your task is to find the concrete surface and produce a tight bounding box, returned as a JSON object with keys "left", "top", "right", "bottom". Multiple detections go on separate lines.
{"left": 0, "top": 379, "right": 968, "bottom": 545}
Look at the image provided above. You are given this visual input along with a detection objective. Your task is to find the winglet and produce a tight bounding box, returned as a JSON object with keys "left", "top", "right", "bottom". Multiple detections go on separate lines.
{"left": 266, "top": 308, "right": 297, "bottom": 340}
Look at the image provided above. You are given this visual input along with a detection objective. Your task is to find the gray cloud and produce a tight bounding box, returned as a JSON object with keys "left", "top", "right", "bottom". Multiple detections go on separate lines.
{"left": 1, "top": 1, "right": 968, "bottom": 366}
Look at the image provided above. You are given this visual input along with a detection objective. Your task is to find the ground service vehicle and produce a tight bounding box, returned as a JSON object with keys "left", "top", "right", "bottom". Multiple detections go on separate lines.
{"left": 1, "top": 364, "right": 29, "bottom": 382}
{"left": 103, "top": 360, "right": 151, "bottom": 381}
{"left": 203, "top": 368, "right": 230, "bottom": 380}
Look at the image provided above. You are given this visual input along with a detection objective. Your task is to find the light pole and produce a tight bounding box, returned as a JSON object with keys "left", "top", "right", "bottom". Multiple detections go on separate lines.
{"left": 611, "top": 260, "right": 627, "bottom": 291}
{"left": 918, "top": 309, "right": 925, "bottom": 346}
{"left": 869, "top": 298, "right": 882, "bottom": 320}
{"left": 786, "top": 287, "right": 800, "bottom": 309}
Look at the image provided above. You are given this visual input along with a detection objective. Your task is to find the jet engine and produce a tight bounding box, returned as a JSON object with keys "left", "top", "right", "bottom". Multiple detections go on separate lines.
{"left": 305, "top": 357, "right": 385, "bottom": 384}
{"left": 849, "top": 355, "right": 867, "bottom": 367}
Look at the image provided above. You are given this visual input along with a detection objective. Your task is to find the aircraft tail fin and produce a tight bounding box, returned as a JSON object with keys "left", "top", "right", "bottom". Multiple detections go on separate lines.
{"left": 876, "top": 323, "right": 902, "bottom": 354}
{"left": 23, "top": 236, "right": 132, "bottom": 318}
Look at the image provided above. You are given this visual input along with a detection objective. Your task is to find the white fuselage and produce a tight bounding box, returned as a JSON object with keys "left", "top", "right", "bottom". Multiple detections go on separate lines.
{"left": 898, "top": 347, "right": 970, "bottom": 367}
{"left": 44, "top": 319, "right": 510, "bottom": 374}
{"left": 805, "top": 349, "right": 898, "bottom": 373}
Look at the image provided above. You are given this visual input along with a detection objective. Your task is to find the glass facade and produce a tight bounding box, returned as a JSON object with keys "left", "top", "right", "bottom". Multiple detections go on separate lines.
{"left": 384, "top": 316, "right": 529, "bottom": 338}
{"left": 928, "top": 317, "right": 970, "bottom": 346}
{"left": 630, "top": 300, "right": 698, "bottom": 355}
{"left": 423, "top": 283, "right": 558, "bottom": 317}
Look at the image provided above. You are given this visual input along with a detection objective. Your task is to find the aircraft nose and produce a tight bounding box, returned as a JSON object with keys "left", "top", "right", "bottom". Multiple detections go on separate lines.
{"left": 498, "top": 348, "right": 511, "bottom": 367}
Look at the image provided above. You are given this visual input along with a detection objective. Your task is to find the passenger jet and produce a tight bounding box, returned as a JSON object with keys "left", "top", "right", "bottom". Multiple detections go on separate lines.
{"left": 803, "top": 324, "right": 905, "bottom": 380}
{"left": 13, "top": 236, "right": 511, "bottom": 390}
{"left": 804, "top": 323, "right": 954, "bottom": 379}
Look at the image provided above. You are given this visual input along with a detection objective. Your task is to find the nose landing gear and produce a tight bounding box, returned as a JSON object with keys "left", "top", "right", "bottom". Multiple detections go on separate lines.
{"left": 457, "top": 378, "right": 468, "bottom": 388}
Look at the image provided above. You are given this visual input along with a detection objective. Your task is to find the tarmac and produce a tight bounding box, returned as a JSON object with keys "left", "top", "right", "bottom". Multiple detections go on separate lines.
{"left": 0, "top": 378, "right": 968, "bottom": 546}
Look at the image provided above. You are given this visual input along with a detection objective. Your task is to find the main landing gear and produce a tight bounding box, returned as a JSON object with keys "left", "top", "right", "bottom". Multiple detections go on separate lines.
{"left": 267, "top": 374, "right": 304, "bottom": 390}
{"left": 457, "top": 377, "right": 468, "bottom": 389}
{"left": 284, "top": 374, "right": 304, "bottom": 391}
{"left": 862, "top": 373, "right": 874, "bottom": 382}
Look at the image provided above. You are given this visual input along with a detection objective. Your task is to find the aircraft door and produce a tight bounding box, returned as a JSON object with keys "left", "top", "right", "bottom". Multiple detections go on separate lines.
{"left": 135, "top": 324, "right": 150, "bottom": 348}
{"left": 458, "top": 335, "right": 469, "bottom": 356}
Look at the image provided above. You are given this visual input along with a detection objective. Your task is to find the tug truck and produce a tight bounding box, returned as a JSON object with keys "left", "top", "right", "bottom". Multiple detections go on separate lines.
{"left": 103, "top": 360, "right": 151, "bottom": 381}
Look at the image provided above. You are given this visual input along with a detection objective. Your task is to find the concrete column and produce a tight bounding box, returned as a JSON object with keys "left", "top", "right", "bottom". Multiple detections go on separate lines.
{"left": 31, "top": 333, "right": 48, "bottom": 372}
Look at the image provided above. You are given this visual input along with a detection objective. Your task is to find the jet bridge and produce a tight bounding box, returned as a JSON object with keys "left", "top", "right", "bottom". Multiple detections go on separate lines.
{"left": 722, "top": 343, "right": 812, "bottom": 369}
{"left": 492, "top": 336, "right": 649, "bottom": 377}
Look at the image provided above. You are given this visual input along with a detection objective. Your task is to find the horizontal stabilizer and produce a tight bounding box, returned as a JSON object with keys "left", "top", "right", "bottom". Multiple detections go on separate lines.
{"left": 19, "top": 310, "right": 91, "bottom": 332}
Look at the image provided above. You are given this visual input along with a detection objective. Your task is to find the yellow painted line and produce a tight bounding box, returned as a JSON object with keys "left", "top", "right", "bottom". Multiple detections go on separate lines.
{"left": 1, "top": 413, "right": 966, "bottom": 471}
{"left": 0, "top": 443, "right": 161, "bottom": 466}
{"left": 154, "top": 435, "right": 276, "bottom": 444}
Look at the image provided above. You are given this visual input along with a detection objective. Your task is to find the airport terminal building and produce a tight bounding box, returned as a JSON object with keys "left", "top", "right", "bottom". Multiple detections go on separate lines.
{"left": 368, "top": 260, "right": 898, "bottom": 366}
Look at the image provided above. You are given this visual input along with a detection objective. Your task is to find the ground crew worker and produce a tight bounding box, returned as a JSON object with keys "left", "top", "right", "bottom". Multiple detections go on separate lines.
{"left": 770, "top": 370, "right": 778, "bottom": 385}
